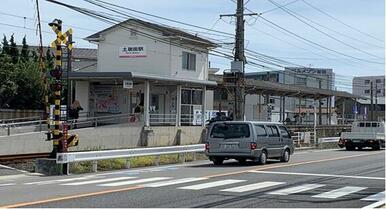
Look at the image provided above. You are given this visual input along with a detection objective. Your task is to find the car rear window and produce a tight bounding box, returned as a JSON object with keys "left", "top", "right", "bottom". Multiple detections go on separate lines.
{"left": 210, "top": 123, "right": 250, "bottom": 139}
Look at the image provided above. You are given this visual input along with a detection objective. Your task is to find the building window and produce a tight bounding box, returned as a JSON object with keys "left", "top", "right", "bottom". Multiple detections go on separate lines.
{"left": 182, "top": 52, "right": 196, "bottom": 71}
{"left": 364, "top": 80, "right": 370, "bottom": 84}
{"left": 376, "top": 89, "right": 382, "bottom": 94}
{"left": 269, "top": 98, "right": 275, "bottom": 104}
{"left": 364, "top": 90, "right": 370, "bottom": 94}
{"left": 376, "top": 79, "right": 382, "bottom": 83}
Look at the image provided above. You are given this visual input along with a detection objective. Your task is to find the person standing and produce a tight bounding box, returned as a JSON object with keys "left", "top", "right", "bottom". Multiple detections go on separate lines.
{"left": 69, "top": 100, "right": 83, "bottom": 128}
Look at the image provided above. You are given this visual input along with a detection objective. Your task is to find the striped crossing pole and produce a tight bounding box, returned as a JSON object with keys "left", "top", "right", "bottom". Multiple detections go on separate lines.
{"left": 49, "top": 19, "right": 63, "bottom": 156}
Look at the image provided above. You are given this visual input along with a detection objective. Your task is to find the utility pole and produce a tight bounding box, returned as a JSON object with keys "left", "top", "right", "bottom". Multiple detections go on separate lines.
{"left": 221, "top": 0, "right": 257, "bottom": 120}
{"left": 66, "top": 34, "right": 73, "bottom": 122}
{"left": 375, "top": 83, "right": 378, "bottom": 121}
{"left": 370, "top": 81, "right": 374, "bottom": 121}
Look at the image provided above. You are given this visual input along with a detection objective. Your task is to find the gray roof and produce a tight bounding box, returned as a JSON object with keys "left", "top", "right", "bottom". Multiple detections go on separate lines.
{"left": 85, "top": 19, "right": 218, "bottom": 48}
{"left": 28, "top": 46, "right": 97, "bottom": 60}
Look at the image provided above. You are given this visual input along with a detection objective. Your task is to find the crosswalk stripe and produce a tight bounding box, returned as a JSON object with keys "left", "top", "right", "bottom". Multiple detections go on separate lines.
{"left": 61, "top": 177, "right": 137, "bottom": 186}
{"left": 98, "top": 177, "right": 171, "bottom": 187}
{"left": 221, "top": 181, "right": 286, "bottom": 193}
{"left": 141, "top": 178, "right": 208, "bottom": 188}
{"left": 267, "top": 184, "right": 325, "bottom": 195}
{"left": 361, "top": 191, "right": 385, "bottom": 201}
{"left": 24, "top": 175, "right": 101, "bottom": 185}
{"left": 313, "top": 186, "right": 367, "bottom": 199}
{"left": 179, "top": 179, "right": 246, "bottom": 190}
{"left": 0, "top": 183, "right": 15, "bottom": 187}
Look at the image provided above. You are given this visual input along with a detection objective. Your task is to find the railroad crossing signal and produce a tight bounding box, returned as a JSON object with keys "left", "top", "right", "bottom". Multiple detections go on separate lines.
{"left": 48, "top": 19, "right": 77, "bottom": 156}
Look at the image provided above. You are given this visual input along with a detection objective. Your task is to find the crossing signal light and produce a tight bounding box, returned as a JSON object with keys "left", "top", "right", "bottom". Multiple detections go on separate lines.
{"left": 51, "top": 81, "right": 62, "bottom": 91}
{"left": 50, "top": 68, "right": 62, "bottom": 79}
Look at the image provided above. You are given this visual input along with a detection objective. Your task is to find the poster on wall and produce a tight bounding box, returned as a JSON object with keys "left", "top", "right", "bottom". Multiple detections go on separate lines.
{"left": 119, "top": 45, "right": 147, "bottom": 58}
{"left": 94, "top": 86, "right": 121, "bottom": 114}
{"left": 193, "top": 110, "right": 228, "bottom": 125}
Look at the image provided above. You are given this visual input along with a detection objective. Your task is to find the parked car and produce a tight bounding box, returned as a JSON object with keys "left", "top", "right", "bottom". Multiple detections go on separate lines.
{"left": 204, "top": 121, "right": 294, "bottom": 165}
{"left": 339, "top": 121, "right": 385, "bottom": 150}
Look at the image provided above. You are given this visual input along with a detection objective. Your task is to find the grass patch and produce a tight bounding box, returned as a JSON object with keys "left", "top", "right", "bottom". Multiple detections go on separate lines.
{"left": 69, "top": 152, "right": 208, "bottom": 174}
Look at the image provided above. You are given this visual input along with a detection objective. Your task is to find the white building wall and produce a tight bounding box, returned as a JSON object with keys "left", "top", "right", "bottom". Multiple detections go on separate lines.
{"left": 96, "top": 26, "right": 208, "bottom": 81}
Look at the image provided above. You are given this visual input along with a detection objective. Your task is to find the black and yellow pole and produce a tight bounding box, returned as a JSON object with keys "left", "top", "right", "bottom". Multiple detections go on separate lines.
{"left": 49, "top": 19, "right": 63, "bottom": 157}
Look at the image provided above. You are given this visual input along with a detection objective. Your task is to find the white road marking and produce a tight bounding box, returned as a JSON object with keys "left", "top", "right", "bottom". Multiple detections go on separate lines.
{"left": 141, "top": 177, "right": 208, "bottom": 188}
{"left": 179, "top": 179, "right": 246, "bottom": 190}
{"left": 361, "top": 191, "right": 385, "bottom": 201}
{"left": 61, "top": 177, "right": 137, "bottom": 186}
{"left": 249, "top": 170, "right": 385, "bottom": 180}
{"left": 98, "top": 177, "right": 171, "bottom": 187}
{"left": 312, "top": 186, "right": 367, "bottom": 199}
{"left": 221, "top": 181, "right": 285, "bottom": 193}
{"left": 0, "top": 183, "right": 15, "bottom": 187}
{"left": 361, "top": 200, "right": 386, "bottom": 209}
{"left": 268, "top": 184, "right": 325, "bottom": 195}
{"left": 24, "top": 175, "right": 102, "bottom": 185}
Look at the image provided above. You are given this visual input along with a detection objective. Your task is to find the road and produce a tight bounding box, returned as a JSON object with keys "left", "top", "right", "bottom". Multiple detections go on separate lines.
{"left": 0, "top": 149, "right": 384, "bottom": 208}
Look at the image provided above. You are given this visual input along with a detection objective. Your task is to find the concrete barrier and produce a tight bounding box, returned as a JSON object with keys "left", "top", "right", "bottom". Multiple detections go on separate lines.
{"left": 0, "top": 124, "right": 204, "bottom": 155}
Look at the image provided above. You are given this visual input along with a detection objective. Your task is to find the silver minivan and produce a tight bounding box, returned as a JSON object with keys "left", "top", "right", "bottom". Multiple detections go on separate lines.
{"left": 205, "top": 121, "right": 294, "bottom": 165}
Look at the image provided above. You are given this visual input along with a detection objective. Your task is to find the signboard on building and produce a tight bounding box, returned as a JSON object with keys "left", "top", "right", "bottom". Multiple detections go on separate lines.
{"left": 123, "top": 80, "right": 133, "bottom": 89}
{"left": 119, "top": 45, "right": 146, "bottom": 58}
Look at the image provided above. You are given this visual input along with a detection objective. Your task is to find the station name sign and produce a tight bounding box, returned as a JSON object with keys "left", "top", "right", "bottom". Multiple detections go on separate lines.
{"left": 119, "top": 45, "right": 147, "bottom": 58}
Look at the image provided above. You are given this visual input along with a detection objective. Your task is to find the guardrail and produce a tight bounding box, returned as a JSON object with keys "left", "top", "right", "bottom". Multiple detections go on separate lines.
{"left": 57, "top": 144, "right": 205, "bottom": 173}
{"left": 318, "top": 137, "right": 340, "bottom": 144}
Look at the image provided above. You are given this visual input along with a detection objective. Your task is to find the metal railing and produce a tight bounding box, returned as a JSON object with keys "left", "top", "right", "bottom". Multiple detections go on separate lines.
{"left": 56, "top": 144, "right": 205, "bottom": 173}
{"left": 0, "top": 113, "right": 143, "bottom": 136}
{"left": 149, "top": 114, "right": 176, "bottom": 125}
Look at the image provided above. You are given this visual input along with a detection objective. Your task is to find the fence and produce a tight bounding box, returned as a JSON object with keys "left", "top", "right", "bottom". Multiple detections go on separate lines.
{"left": 0, "top": 109, "right": 43, "bottom": 120}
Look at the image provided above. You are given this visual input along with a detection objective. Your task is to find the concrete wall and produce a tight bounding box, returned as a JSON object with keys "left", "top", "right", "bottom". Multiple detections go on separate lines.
{"left": 96, "top": 25, "right": 209, "bottom": 81}
{"left": 0, "top": 124, "right": 204, "bottom": 156}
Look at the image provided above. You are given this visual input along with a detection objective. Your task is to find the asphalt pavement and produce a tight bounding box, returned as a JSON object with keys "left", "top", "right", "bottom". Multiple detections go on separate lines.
{"left": 0, "top": 148, "right": 384, "bottom": 208}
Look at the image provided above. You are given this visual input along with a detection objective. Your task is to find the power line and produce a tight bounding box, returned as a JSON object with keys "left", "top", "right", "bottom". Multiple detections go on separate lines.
{"left": 257, "top": 15, "right": 384, "bottom": 65}
{"left": 267, "top": 0, "right": 384, "bottom": 60}
{"left": 301, "top": 0, "right": 384, "bottom": 44}
{"left": 260, "top": 0, "right": 300, "bottom": 14}
{"left": 264, "top": 1, "right": 383, "bottom": 50}
{"left": 84, "top": 0, "right": 235, "bottom": 37}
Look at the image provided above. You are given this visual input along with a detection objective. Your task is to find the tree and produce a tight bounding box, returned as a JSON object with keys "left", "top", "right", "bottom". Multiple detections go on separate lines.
{"left": 9, "top": 34, "right": 19, "bottom": 64}
{"left": 9, "top": 60, "right": 44, "bottom": 109}
{"left": 1, "top": 35, "right": 10, "bottom": 55}
{"left": 20, "top": 36, "right": 29, "bottom": 62}
{"left": 45, "top": 47, "right": 54, "bottom": 69}
{"left": 0, "top": 54, "right": 17, "bottom": 108}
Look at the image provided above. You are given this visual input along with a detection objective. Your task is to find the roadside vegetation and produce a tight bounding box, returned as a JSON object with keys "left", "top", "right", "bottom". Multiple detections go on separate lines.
{"left": 69, "top": 153, "right": 208, "bottom": 174}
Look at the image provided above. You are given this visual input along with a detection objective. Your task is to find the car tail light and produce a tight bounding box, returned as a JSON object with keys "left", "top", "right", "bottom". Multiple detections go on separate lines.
{"left": 205, "top": 143, "right": 210, "bottom": 150}
{"left": 250, "top": 142, "right": 257, "bottom": 150}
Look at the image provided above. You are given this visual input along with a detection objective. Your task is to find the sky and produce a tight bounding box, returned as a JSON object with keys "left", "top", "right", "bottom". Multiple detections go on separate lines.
{"left": 0, "top": 0, "right": 384, "bottom": 92}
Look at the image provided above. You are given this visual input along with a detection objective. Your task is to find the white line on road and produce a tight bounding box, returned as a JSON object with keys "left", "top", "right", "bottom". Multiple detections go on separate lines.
{"left": 362, "top": 200, "right": 386, "bottom": 209}
{"left": 141, "top": 177, "right": 208, "bottom": 188}
{"left": 61, "top": 177, "right": 137, "bottom": 186}
{"left": 24, "top": 175, "right": 102, "bottom": 185}
{"left": 221, "top": 181, "right": 285, "bottom": 193}
{"left": 249, "top": 170, "right": 385, "bottom": 180}
{"left": 361, "top": 191, "right": 385, "bottom": 201}
{"left": 0, "top": 183, "right": 15, "bottom": 187}
{"left": 312, "top": 186, "right": 367, "bottom": 199}
{"left": 179, "top": 179, "right": 246, "bottom": 190}
{"left": 267, "top": 184, "right": 325, "bottom": 195}
{"left": 98, "top": 177, "right": 171, "bottom": 187}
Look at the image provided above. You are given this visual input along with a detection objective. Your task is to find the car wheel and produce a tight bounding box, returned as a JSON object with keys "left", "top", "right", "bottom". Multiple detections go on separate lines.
{"left": 280, "top": 149, "right": 290, "bottom": 162}
{"left": 259, "top": 151, "right": 267, "bottom": 165}
{"left": 213, "top": 158, "right": 224, "bottom": 165}
{"left": 346, "top": 145, "right": 354, "bottom": 151}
